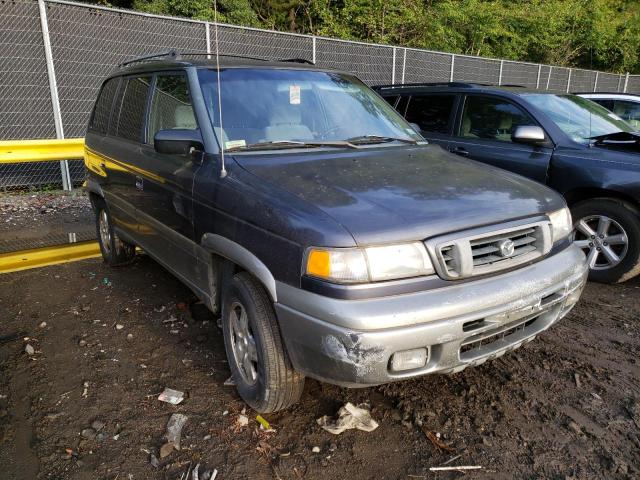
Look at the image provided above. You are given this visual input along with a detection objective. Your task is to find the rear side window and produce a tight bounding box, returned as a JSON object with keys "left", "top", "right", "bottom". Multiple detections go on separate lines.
{"left": 115, "top": 76, "right": 151, "bottom": 142}
{"left": 89, "top": 78, "right": 119, "bottom": 134}
{"left": 460, "top": 95, "right": 536, "bottom": 143}
{"left": 147, "top": 73, "right": 196, "bottom": 143}
{"left": 405, "top": 95, "right": 455, "bottom": 134}
{"left": 612, "top": 100, "right": 640, "bottom": 129}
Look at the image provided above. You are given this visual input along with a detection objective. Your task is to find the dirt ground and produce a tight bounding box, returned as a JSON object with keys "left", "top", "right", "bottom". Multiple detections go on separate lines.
{"left": 0, "top": 255, "right": 639, "bottom": 480}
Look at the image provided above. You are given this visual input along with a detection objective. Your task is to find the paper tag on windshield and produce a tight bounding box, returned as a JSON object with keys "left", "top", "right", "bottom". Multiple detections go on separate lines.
{"left": 225, "top": 139, "right": 246, "bottom": 149}
{"left": 289, "top": 85, "right": 301, "bottom": 105}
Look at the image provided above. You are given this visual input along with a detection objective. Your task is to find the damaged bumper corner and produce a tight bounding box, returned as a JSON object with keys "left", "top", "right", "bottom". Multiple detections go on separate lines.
{"left": 274, "top": 244, "right": 588, "bottom": 388}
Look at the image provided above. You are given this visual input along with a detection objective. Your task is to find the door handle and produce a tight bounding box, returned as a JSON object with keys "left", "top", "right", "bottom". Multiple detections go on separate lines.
{"left": 135, "top": 176, "right": 144, "bottom": 191}
{"left": 449, "top": 147, "right": 469, "bottom": 157}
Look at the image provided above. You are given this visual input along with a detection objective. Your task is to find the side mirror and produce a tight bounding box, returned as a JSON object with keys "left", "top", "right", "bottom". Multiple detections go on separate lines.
{"left": 409, "top": 122, "right": 422, "bottom": 134}
{"left": 154, "top": 129, "right": 204, "bottom": 155}
{"left": 511, "top": 125, "right": 546, "bottom": 146}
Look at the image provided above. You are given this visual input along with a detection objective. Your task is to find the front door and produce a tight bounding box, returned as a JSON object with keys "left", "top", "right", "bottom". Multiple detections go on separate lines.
{"left": 448, "top": 94, "right": 553, "bottom": 183}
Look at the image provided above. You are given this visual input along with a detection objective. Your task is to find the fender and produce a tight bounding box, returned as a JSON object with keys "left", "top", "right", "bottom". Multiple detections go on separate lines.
{"left": 201, "top": 233, "right": 278, "bottom": 302}
{"left": 85, "top": 177, "right": 105, "bottom": 199}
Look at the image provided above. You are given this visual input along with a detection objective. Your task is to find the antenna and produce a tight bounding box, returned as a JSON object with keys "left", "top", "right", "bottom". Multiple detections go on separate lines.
{"left": 213, "top": 0, "right": 227, "bottom": 178}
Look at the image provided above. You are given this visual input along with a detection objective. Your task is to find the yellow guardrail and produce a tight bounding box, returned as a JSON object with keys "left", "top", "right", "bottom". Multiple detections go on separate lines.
{"left": 0, "top": 137, "right": 101, "bottom": 274}
{"left": 0, "top": 138, "right": 85, "bottom": 164}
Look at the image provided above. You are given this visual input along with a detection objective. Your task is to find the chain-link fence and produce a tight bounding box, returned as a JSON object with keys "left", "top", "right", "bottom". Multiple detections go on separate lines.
{"left": 2, "top": 0, "right": 640, "bottom": 189}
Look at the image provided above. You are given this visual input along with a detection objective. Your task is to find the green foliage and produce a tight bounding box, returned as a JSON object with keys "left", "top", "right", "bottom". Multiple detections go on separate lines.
{"left": 94, "top": 0, "right": 640, "bottom": 73}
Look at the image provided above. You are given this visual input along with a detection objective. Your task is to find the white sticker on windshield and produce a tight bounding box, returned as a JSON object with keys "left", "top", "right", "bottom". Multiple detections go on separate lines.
{"left": 290, "top": 85, "right": 301, "bottom": 105}
{"left": 225, "top": 139, "right": 246, "bottom": 149}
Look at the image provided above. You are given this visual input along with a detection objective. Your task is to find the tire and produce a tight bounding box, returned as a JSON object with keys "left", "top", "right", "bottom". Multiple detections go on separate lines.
{"left": 94, "top": 199, "right": 136, "bottom": 266}
{"left": 221, "top": 271, "right": 304, "bottom": 412}
{"left": 571, "top": 198, "right": 640, "bottom": 284}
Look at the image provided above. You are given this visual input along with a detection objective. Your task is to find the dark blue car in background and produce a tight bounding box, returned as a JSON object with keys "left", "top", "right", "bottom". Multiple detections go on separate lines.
{"left": 375, "top": 83, "right": 640, "bottom": 283}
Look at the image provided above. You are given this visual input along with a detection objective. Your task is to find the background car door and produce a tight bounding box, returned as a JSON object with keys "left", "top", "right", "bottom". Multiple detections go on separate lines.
{"left": 402, "top": 93, "right": 458, "bottom": 149}
{"left": 135, "top": 72, "right": 203, "bottom": 283}
{"left": 447, "top": 94, "right": 553, "bottom": 183}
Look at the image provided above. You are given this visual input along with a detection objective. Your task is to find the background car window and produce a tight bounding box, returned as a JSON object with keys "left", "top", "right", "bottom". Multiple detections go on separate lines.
{"left": 406, "top": 95, "right": 455, "bottom": 134}
{"left": 115, "top": 76, "right": 151, "bottom": 142}
{"left": 148, "top": 74, "right": 196, "bottom": 143}
{"left": 89, "top": 77, "right": 119, "bottom": 134}
{"left": 381, "top": 95, "right": 399, "bottom": 108}
{"left": 612, "top": 100, "right": 640, "bottom": 129}
{"left": 460, "top": 95, "right": 536, "bottom": 142}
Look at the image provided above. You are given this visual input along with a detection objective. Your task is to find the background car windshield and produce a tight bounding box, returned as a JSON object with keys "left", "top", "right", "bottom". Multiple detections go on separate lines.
{"left": 522, "top": 94, "right": 633, "bottom": 144}
{"left": 197, "top": 68, "right": 422, "bottom": 148}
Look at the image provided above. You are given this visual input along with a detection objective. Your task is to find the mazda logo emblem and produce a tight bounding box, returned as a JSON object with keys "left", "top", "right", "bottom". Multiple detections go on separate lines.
{"left": 498, "top": 239, "right": 515, "bottom": 257}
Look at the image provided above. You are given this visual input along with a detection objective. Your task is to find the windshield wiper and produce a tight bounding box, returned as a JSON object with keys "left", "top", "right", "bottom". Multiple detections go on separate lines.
{"left": 588, "top": 131, "right": 640, "bottom": 144}
{"left": 226, "top": 140, "right": 359, "bottom": 152}
{"left": 343, "top": 135, "right": 418, "bottom": 145}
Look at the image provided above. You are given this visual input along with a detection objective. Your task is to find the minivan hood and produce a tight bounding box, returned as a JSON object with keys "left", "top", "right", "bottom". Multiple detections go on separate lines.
{"left": 233, "top": 145, "right": 564, "bottom": 245}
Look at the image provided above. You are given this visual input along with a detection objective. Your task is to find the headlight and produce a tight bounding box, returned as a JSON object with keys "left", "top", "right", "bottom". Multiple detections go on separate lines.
{"left": 305, "top": 242, "right": 434, "bottom": 283}
{"left": 548, "top": 207, "right": 572, "bottom": 242}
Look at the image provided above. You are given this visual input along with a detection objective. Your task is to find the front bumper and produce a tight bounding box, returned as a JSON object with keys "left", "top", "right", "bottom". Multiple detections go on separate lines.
{"left": 275, "top": 244, "right": 587, "bottom": 387}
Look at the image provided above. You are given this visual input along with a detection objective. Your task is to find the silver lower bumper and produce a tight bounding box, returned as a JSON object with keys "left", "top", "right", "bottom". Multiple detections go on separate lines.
{"left": 275, "top": 244, "right": 588, "bottom": 387}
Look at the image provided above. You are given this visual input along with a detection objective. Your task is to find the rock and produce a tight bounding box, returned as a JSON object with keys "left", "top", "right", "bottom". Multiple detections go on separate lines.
{"left": 126, "top": 333, "right": 134, "bottom": 342}
{"left": 25, "top": 344, "right": 35, "bottom": 355}
{"left": 81, "top": 428, "right": 96, "bottom": 440}
{"left": 78, "top": 340, "right": 87, "bottom": 347}
{"left": 568, "top": 421, "right": 582, "bottom": 434}
{"left": 96, "top": 432, "right": 106, "bottom": 442}
{"left": 115, "top": 324, "right": 124, "bottom": 330}
{"left": 39, "top": 322, "right": 47, "bottom": 328}
{"left": 91, "top": 420, "right": 105, "bottom": 431}
{"left": 312, "top": 446, "right": 321, "bottom": 453}
{"left": 150, "top": 453, "right": 160, "bottom": 468}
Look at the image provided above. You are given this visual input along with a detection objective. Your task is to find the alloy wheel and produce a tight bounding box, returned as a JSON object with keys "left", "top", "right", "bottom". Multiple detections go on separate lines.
{"left": 229, "top": 301, "right": 259, "bottom": 384}
{"left": 573, "top": 215, "right": 628, "bottom": 270}
{"left": 99, "top": 210, "right": 112, "bottom": 255}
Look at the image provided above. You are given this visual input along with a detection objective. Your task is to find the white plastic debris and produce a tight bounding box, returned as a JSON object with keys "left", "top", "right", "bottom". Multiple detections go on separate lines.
{"left": 158, "top": 387, "right": 184, "bottom": 405}
{"left": 236, "top": 414, "right": 249, "bottom": 427}
{"left": 166, "top": 413, "right": 188, "bottom": 450}
{"left": 316, "top": 402, "right": 379, "bottom": 435}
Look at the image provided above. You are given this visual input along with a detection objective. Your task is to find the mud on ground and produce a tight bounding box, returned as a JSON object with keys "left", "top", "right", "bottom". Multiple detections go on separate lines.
{"left": 0, "top": 256, "right": 638, "bottom": 479}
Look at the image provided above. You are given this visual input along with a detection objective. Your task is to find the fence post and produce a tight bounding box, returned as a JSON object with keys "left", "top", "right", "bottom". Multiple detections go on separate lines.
{"left": 546, "top": 66, "right": 552, "bottom": 90}
{"left": 391, "top": 47, "right": 396, "bottom": 84}
{"left": 38, "top": 0, "right": 71, "bottom": 190}
{"left": 593, "top": 71, "right": 599, "bottom": 92}
{"left": 205, "top": 23, "right": 211, "bottom": 58}
{"left": 312, "top": 36, "right": 316, "bottom": 64}
{"left": 449, "top": 54, "right": 455, "bottom": 82}
{"left": 498, "top": 59, "right": 504, "bottom": 86}
{"left": 401, "top": 48, "right": 406, "bottom": 84}
{"left": 536, "top": 64, "right": 541, "bottom": 89}
{"left": 566, "top": 68, "right": 572, "bottom": 93}
{"left": 624, "top": 72, "right": 629, "bottom": 93}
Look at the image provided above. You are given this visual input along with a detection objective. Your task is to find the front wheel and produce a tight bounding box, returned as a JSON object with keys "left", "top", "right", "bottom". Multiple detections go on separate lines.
{"left": 222, "top": 272, "right": 304, "bottom": 413}
{"left": 571, "top": 198, "right": 640, "bottom": 283}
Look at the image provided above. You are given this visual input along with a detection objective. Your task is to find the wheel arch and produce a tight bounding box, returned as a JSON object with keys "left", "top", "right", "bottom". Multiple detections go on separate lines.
{"left": 200, "top": 233, "right": 278, "bottom": 303}
{"left": 564, "top": 187, "right": 640, "bottom": 211}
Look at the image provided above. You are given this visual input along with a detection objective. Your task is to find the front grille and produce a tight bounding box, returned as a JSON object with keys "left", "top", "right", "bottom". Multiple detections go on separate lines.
{"left": 459, "top": 316, "right": 540, "bottom": 360}
{"left": 427, "top": 220, "right": 552, "bottom": 280}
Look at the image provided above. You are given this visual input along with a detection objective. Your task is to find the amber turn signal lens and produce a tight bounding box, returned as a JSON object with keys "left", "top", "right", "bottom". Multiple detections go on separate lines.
{"left": 306, "top": 249, "right": 331, "bottom": 278}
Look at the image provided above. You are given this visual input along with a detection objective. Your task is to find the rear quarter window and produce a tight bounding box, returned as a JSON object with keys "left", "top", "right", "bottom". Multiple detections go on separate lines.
{"left": 88, "top": 77, "right": 119, "bottom": 134}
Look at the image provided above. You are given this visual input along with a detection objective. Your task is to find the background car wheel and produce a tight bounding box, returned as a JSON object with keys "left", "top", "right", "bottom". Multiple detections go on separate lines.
{"left": 571, "top": 198, "right": 640, "bottom": 283}
{"left": 94, "top": 199, "right": 136, "bottom": 266}
{"left": 222, "top": 271, "right": 304, "bottom": 413}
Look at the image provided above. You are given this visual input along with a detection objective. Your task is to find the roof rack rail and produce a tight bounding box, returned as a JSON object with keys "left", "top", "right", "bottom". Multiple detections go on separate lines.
{"left": 373, "top": 81, "right": 527, "bottom": 90}
{"left": 118, "top": 50, "right": 316, "bottom": 68}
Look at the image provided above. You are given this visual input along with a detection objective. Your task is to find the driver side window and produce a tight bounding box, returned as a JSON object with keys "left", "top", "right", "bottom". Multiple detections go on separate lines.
{"left": 460, "top": 96, "right": 537, "bottom": 143}
{"left": 147, "top": 73, "right": 197, "bottom": 144}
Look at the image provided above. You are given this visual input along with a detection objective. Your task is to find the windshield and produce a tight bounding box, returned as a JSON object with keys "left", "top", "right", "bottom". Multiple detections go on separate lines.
{"left": 522, "top": 94, "right": 634, "bottom": 144}
{"left": 197, "top": 68, "right": 422, "bottom": 151}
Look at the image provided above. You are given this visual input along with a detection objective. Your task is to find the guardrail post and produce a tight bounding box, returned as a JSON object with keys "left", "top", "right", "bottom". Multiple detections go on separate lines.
{"left": 450, "top": 54, "right": 455, "bottom": 82}
{"left": 498, "top": 59, "right": 504, "bottom": 86}
{"left": 38, "top": 0, "right": 71, "bottom": 190}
